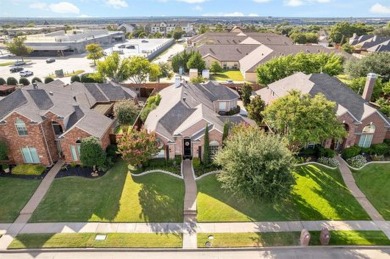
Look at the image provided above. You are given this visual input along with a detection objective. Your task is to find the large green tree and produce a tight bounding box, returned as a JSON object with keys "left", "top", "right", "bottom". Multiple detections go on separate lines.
{"left": 215, "top": 124, "right": 295, "bottom": 201}
{"left": 85, "top": 43, "right": 104, "bottom": 65}
{"left": 186, "top": 51, "right": 206, "bottom": 73}
{"left": 80, "top": 137, "right": 106, "bottom": 170}
{"left": 256, "top": 53, "right": 344, "bottom": 85}
{"left": 95, "top": 52, "right": 131, "bottom": 83}
{"left": 171, "top": 50, "right": 192, "bottom": 73}
{"left": 128, "top": 56, "right": 152, "bottom": 84}
{"left": 117, "top": 128, "right": 159, "bottom": 166}
{"left": 241, "top": 83, "right": 252, "bottom": 107}
{"left": 114, "top": 100, "right": 139, "bottom": 126}
{"left": 247, "top": 95, "right": 266, "bottom": 125}
{"left": 263, "top": 90, "right": 346, "bottom": 150}
{"left": 289, "top": 32, "right": 318, "bottom": 44}
{"left": 149, "top": 63, "right": 162, "bottom": 82}
{"left": 329, "top": 22, "right": 373, "bottom": 44}
{"left": 209, "top": 61, "right": 223, "bottom": 74}
{"left": 6, "top": 36, "right": 33, "bottom": 61}
{"left": 345, "top": 52, "right": 390, "bottom": 81}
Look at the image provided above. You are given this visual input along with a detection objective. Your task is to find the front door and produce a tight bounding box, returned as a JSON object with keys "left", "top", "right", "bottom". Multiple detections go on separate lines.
{"left": 183, "top": 138, "right": 192, "bottom": 160}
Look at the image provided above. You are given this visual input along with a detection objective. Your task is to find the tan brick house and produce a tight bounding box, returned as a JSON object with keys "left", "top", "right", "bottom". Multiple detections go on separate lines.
{"left": 144, "top": 80, "right": 254, "bottom": 160}
{"left": 256, "top": 72, "right": 390, "bottom": 149}
{"left": 0, "top": 80, "right": 136, "bottom": 166}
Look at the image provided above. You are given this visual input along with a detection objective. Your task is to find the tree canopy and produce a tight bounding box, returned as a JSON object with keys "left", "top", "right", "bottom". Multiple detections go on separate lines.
{"left": 127, "top": 56, "right": 152, "bottom": 84}
{"left": 117, "top": 128, "right": 160, "bottom": 166}
{"left": 80, "top": 137, "right": 106, "bottom": 170}
{"left": 186, "top": 51, "right": 206, "bottom": 73}
{"left": 95, "top": 52, "right": 131, "bottom": 83}
{"left": 215, "top": 124, "right": 295, "bottom": 201}
{"left": 85, "top": 43, "right": 104, "bottom": 65}
{"left": 289, "top": 32, "right": 318, "bottom": 44}
{"left": 247, "top": 95, "right": 266, "bottom": 125}
{"left": 329, "top": 22, "right": 373, "bottom": 44}
{"left": 209, "top": 61, "right": 223, "bottom": 74}
{"left": 241, "top": 83, "right": 252, "bottom": 107}
{"left": 171, "top": 50, "right": 192, "bottom": 73}
{"left": 114, "top": 100, "right": 140, "bottom": 126}
{"left": 263, "top": 90, "right": 346, "bottom": 150}
{"left": 256, "top": 52, "right": 344, "bottom": 85}
{"left": 6, "top": 36, "right": 33, "bottom": 61}
{"left": 345, "top": 52, "right": 390, "bottom": 81}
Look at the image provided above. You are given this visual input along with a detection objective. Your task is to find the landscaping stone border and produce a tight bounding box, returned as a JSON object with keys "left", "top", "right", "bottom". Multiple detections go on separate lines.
{"left": 345, "top": 161, "right": 390, "bottom": 171}
{"left": 130, "top": 169, "right": 183, "bottom": 179}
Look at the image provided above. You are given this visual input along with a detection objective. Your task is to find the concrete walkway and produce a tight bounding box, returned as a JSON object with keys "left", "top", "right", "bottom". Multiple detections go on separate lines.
{"left": 0, "top": 160, "right": 64, "bottom": 250}
{"left": 182, "top": 159, "right": 197, "bottom": 249}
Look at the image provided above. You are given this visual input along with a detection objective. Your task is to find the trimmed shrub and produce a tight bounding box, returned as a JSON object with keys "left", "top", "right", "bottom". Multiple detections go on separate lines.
{"left": 0, "top": 77, "right": 6, "bottom": 85}
{"left": 31, "top": 77, "right": 42, "bottom": 83}
{"left": 71, "top": 75, "right": 81, "bottom": 83}
{"left": 0, "top": 140, "right": 8, "bottom": 160}
{"left": 224, "top": 106, "right": 241, "bottom": 116}
{"left": 299, "top": 147, "right": 316, "bottom": 156}
{"left": 19, "top": 77, "right": 30, "bottom": 86}
{"left": 342, "top": 145, "right": 361, "bottom": 159}
{"left": 360, "top": 147, "right": 372, "bottom": 155}
{"left": 7, "top": 77, "right": 18, "bottom": 85}
{"left": 371, "top": 143, "right": 389, "bottom": 156}
{"left": 106, "top": 144, "right": 119, "bottom": 162}
{"left": 80, "top": 73, "right": 101, "bottom": 83}
{"left": 12, "top": 164, "right": 46, "bottom": 175}
{"left": 347, "top": 155, "right": 367, "bottom": 168}
{"left": 318, "top": 157, "right": 340, "bottom": 167}
{"left": 44, "top": 77, "right": 54, "bottom": 84}
{"left": 317, "top": 146, "right": 336, "bottom": 158}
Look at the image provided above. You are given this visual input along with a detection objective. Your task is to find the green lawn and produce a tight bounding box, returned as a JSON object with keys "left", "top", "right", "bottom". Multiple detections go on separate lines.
{"left": 0, "top": 61, "right": 14, "bottom": 66}
{"left": 353, "top": 164, "right": 390, "bottom": 220}
{"left": 30, "top": 161, "right": 184, "bottom": 223}
{"left": 129, "top": 156, "right": 182, "bottom": 175}
{"left": 198, "top": 231, "right": 390, "bottom": 248}
{"left": 0, "top": 178, "right": 41, "bottom": 222}
{"left": 210, "top": 70, "right": 244, "bottom": 81}
{"left": 9, "top": 233, "right": 182, "bottom": 249}
{"left": 197, "top": 164, "right": 369, "bottom": 222}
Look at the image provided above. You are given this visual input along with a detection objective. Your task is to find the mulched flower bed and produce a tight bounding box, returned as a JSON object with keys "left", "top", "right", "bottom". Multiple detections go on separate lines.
{"left": 56, "top": 165, "right": 106, "bottom": 178}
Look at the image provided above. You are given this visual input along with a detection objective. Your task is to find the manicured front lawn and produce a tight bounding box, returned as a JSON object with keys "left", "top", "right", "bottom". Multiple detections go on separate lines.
{"left": 9, "top": 233, "right": 182, "bottom": 249}
{"left": 210, "top": 70, "right": 244, "bottom": 81}
{"left": 30, "top": 161, "right": 184, "bottom": 223}
{"left": 0, "top": 178, "right": 41, "bottom": 222}
{"left": 197, "top": 165, "right": 369, "bottom": 222}
{"left": 129, "top": 156, "right": 182, "bottom": 175}
{"left": 198, "top": 231, "right": 390, "bottom": 247}
{"left": 353, "top": 164, "right": 390, "bottom": 220}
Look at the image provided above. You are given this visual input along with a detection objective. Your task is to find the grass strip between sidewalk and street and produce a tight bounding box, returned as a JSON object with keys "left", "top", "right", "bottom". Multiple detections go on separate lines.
{"left": 197, "top": 231, "right": 390, "bottom": 248}
{"left": 8, "top": 233, "right": 183, "bottom": 249}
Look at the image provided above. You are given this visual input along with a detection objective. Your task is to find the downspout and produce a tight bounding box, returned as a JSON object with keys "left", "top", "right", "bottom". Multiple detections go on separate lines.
{"left": 40, "top": 123, "right": 53, "bottom": 166}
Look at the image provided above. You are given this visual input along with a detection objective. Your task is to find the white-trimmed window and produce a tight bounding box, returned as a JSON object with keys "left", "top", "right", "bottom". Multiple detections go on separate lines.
{"left": 15, "top": 118, "right": 28, "bottom": 136}
{"left": 70, "top": 145, "right": 81, "bottom": 161}
{"left": 21, "top": 147, "right": 40, "bottom": 163}
{"left": 218, "top": 102, "right": 227, "bottom": 111}
{"left": 358, "top": 124, "right": 376, "bottom": 148}
{"left": 209, "top": 140, "right": 220, "bottom": 157}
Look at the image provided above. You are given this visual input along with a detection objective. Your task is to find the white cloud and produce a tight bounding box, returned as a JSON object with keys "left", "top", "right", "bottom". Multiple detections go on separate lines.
{"left": 370, "top": 3, "right": 390, "bottom": 14}
{"left": 105, "top": 0, "right": 128, "bottom": 8}
{"left": 285, "top": 0, "right": 303, "bottom": 6}
{"left": 253, "top": 0, "right": 271, "bottom": 3}
{"left": 29, "top": 2, "right": 48, "bottom": 10}
{"left": 177, "top": 0, "right": 207, "bottom": 3}
{"left": 193, "top": 5, "right": 202, "bottom": 11}
{"left": 248, "top": 13, "right": 259, "bottom": 16}
{"left": 49, "top": 2, "right": 80, "bottom": 14}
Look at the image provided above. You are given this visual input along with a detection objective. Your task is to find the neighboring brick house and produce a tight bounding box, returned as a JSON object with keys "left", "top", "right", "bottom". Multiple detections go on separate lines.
{"left": 256, "top": 72, "right": 390, "bottom": 149}
{"left": 0, "top": 80, "right": 136, "bottom": 166}
{"left": 144, "top": 79, "right": 254, "bottom": 160}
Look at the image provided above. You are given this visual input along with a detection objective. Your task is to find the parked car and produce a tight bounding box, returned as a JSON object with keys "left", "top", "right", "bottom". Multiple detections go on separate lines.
{"left": 20, "top": 70, "right": 33, "bottom": 77}
{"left": 226, "top": 79, "right": 234, "bottom": 83}
{"left": 141, "top": 40, "right": 149, "bottom": 43}
{"left": 46, "top": 58, "right": 56, "bottom": 63}
{"left": 10, "top": 66, "right": 23, "bottom": 73}
{"left": 14, "top": 61, "right": 26, "bottom": 66}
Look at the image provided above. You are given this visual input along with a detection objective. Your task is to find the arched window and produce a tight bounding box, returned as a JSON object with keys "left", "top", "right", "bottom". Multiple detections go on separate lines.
{"left": 358, "top": 124, "right": 376, "bottom": 148}
{"left": 15, "top": 118, "right": 28, "bottom": 136}
{"left": 209, "top": 140, "right": 220, "bottom": 157}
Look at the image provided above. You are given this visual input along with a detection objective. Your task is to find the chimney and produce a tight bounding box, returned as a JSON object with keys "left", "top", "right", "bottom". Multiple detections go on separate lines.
{"left": 174, "top": 75, "right": 181, "bottom": 88}
{"left": 362, "top": 73, "right": 377, "bottom": 102}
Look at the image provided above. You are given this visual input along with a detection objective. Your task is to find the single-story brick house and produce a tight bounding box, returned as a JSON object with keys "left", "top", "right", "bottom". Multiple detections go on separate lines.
{"left": 256, "top": 72, "right": 390, "bottom": 149}
{"left": 144, "top": 79, "right": 254, "bottom": 159}
{"left": 0, "top": 80, "right": 136, "bottom": 166}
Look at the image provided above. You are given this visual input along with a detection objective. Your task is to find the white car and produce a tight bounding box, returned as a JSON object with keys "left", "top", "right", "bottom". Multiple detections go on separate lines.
{"left": 20, "top": 70, "right": 33, "bottom": 77}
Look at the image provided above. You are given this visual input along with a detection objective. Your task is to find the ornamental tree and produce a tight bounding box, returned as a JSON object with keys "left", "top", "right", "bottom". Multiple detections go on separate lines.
{"left": 210, "top": 61, "right": 223, "bottom": 74}
{"left": 247, "top": 95, "right": 266, "bottom": 125}
{"left": 215, "top": 124, "right": 295, "bottom": 201}
{"left": 262, "top": 90, "right": 347, "bottom": 151}
{"left": 187, "top": 51, "right": 206, "bottom": 73}
{"left": 114, "top": 100, "right": 139, "bottom": 126}
{"left": 80, "top": 137, "right": 106, "bottom": 170}
{"left": 6, "top": 36, "right": 33, "bottom": 61}
{"left": 128, "top": 56, "right": 152, "bottom": 84}
{"left": 86, "top": 43, "right": 104, "bottom": 65}
{"left": 95, "top": 52, "right": 131, "bottom": 83}
{"left": 117, "top": 128, "right": 160, "bottom": 166}
{"left": 241, "top": 83, "right": 252, "bottom": 106}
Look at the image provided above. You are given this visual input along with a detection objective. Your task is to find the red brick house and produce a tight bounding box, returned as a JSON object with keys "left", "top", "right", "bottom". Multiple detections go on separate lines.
{"left": 0, "top": 80, "right": 136, "bottom": 166}
{"left": 256, "top": 72, "right": 390, "bottom": 149}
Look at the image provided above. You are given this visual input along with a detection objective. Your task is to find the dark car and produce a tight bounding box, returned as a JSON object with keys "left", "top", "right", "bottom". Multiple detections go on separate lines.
{"left": 10, "top": 66, "right": 23, "bottom": 73}
{"left": 46, "top": 58, "right": 56, "bottom": 63}
{"left": 14, "top": 61, "right": 26, "bottom": 66}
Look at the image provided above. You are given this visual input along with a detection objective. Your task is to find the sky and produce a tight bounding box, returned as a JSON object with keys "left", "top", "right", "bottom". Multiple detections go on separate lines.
{"left": 1, "top": 0, "right": 390, "bottom": 18}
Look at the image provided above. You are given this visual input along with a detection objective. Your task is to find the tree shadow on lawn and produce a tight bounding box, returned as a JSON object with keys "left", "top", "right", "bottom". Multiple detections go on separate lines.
{"left": 292, "top": 165, "right": 370, "bottom": 220}
{"left": 134, "top": 174, "right": 184, "bottom": 231}
{"left": 197, "top": 175, "right": 299, "bottom": 222}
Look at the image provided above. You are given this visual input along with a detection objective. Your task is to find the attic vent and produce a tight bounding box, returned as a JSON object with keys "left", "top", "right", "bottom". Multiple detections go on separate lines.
{"left": 73, "top": 96, "right": 77, "bottom": 101}
{"left": 49, "top": 91, "right": 53, "bottom": 96}
{"left": 182, "top": 97, "right": 186, "bottom": 102}
{"left": 209, "top": 48, "right": 215, "bottom": 54}
{"left": 236, "top": 48, "right": 241, "bottom": 54}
